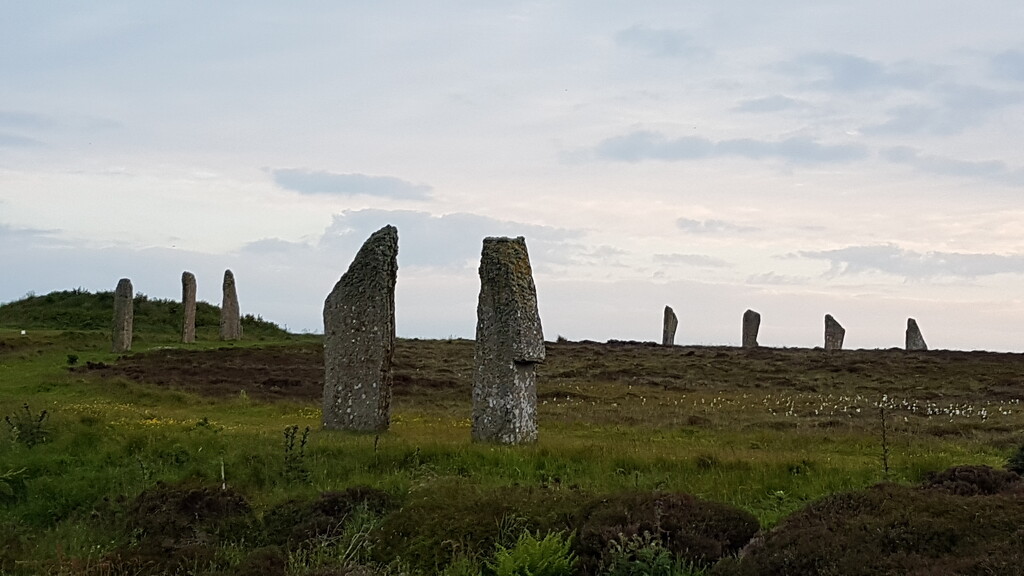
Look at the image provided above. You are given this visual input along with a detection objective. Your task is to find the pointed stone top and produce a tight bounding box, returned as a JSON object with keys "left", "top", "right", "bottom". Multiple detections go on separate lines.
{"left": 356, "top": 225, "right": 398, "bottom": 258}
{"left": 906, "top": 317, "right": 928, "bottom": 351}
{"left": 329, "top": 226, "right": 398, "bottom": 294}
{"left": 824, "top": 314, "right": 845, "bottom": 351}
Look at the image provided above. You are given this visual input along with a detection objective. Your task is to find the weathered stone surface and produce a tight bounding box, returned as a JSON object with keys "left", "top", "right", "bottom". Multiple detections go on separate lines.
{"left": 472, "top": 236, "right": 544, "bottom": 444}
{"left": 219, "top": 269, "right": 242, "bottom": 341}
{"left": 906, "top": 318, "right": 927, "bottom": 351}
{"left": 663, "top": 306, "right": 678, "bottom": 346}
{"left": 824, "top": 314, "right": 845, "bottom": 351}
{"left": 322, "top": 225, "right": 398, "bottom": 432}
{"left": 742, "top": 309, "right": 760, "bottom": 348}
{"left": 181, "top": 271, "right": 197, "bottom": 343}
{"left": 112, "top": 278, "right": 133, "bottom": 353}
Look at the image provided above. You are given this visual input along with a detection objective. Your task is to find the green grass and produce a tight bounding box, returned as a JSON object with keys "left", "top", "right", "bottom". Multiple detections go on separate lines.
{"left": 1, "top": 323, "right": 1022, "bottom": 574}
{"left": 0, "top": 288, "right": 288, "bottom": 339}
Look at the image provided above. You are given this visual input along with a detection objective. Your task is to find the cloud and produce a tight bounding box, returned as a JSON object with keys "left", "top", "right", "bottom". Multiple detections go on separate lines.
{"left": 238, "top": 238, "right": 308, "bottom": 255}
{"left": 881, "top": 146, "right": 1024, "bottom": 185}
{"left": 591, "top": 131, "right": 867, "bottom": 164}
{"left": 615, "top": 25, "right": 709, "bottom": 59}
{"left": 0, "top": 132, "right": 44, "bottom": 147}
{"left": 865, "top": 85, "right": 1024, "bottom": 135}
{"left": 0, "top": 222, "right": 65, "bottom": 245}
{"left": 733, "top": 95, "right": 811, "bottom": 113}
{"left": 798, "top": 244, "right": 1024, "bottom": 279}
{"left": 783, "top": 52, "right": 936, "bottom": 92}
{"left": 676, "top": 218, "right": 758, "bottom": 235}
{"left": 594, "top": 132, "right": 712, "bottom": 161}
{"left": 654, "top": 253, "right": 731, "bottom": 268}
{"left": 992, "top": 50, "right": 1024, "bottom": 82}
{"left": 241, "top": 208, "right": 584, "bottom": 271}
{"left": 0, "top": 111, "right": 54, "bottom": 130}
{"left": 746, "top": 272, "right": 806, "bottom": 285}
{"left": 570, "top": 245, "right": 629, "bottom": 267}
{"left": 272, "top": 169, "right": 432, "bottom": 200}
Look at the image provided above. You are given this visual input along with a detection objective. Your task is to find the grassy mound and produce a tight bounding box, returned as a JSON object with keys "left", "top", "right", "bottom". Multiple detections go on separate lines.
{"left": 0, "top": 288, "right": 288, "bottom": 338}
{"left": 714, "top": 465, "right": 1024, "bottom": 576}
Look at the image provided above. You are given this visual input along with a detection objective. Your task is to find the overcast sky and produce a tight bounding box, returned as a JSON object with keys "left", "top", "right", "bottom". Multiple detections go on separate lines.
{"left": 3, "top": 2, "right": 1024, "bottom": 351}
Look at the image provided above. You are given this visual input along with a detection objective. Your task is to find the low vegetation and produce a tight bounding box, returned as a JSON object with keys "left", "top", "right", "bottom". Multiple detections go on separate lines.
{"left": 0, "top": 288, "right": 288, "bottom": 339}
{"left": 1, "top": 291, "right": 1023, "bottom": 574}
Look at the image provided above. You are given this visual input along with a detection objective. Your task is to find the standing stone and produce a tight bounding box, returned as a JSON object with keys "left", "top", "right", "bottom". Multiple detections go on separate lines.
{"left": 663, "top": 306, "right": 678, "bottom": 346}
{"left": 181, "top": 271, "right": 197, "bottom": 343}
{"left": 824, "top": 314, "right": 845, "bottom": 351}
{"left": 112, "top": 278, "right": 133, "bottom": 353}
{"left": 906, "top": 318, "right": 928, "bottom": 351}
{"left": 219, "top": 269, "right": 242, "bottom": 341}
{"left": 322, "top": 225, "right": 398, "bottom": 432}
{"left": 742, "top": 309, "right": 760, "bottom": 348}
{"left": 472, "top": 236, "right": 544, "bottom": 445}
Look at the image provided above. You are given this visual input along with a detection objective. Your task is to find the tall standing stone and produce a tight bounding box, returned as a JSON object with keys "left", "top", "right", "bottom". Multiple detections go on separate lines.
{"left": 662, "top": 306, "right": 678, "bottom": 346}
{"left": 112, "top": 278, "right": 133, "bottom": 353}
{"left": 824, "top": 314, "right": 845, "bottom": 351}
{"left": 472, "top": 236, "right": 544, "bottom": 445}
{"left": 219, "top": 269, "right": 242, "bottom": 341}
{"left": 322, "top": 225, "right": 398, "bottom": 432}
{"left": 181, "top": 271, "right": 197, "bottom": 343}
{"left": 906, "top": 318, "right": 927, "bottom": 351}
{"left": 742, "top": 309, "right": 760, "bottom": 348}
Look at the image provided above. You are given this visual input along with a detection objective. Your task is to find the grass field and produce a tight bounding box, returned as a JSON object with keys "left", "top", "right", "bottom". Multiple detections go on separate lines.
{"left": 2, "top": 292, "right": 1023, "bottom": 575}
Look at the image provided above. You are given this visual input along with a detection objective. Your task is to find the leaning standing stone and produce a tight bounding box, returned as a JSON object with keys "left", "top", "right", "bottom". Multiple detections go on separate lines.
{"left": 219, "top": 269, "right": 242, "bottom": 341}
{"left": 472, "top": 236, "right": 544, "bottom": 445}
{"left": 181, "top": 271, "right": 197, "bottom": 343}
{"left": 322, "top": 225, "right": 398, "bottom": 432}
{"left": 112, "top": 278, "right": 133, "bottom": 353}
{"left": 742, "top": 309, "right": 760, "bottom": 348}
{"left": 824, "top": 314, "right": 845, "bottom": 351}
{"left": 663, "top": 306, "right": 678, "bottom": 346}
{"left": 906, "top": 318, "right": 927, "bottom": 351}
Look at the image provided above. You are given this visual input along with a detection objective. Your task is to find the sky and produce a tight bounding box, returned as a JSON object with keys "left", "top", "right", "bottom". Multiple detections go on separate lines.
{"left": 3, "top": 1, "right": 1024, "bottom": 351}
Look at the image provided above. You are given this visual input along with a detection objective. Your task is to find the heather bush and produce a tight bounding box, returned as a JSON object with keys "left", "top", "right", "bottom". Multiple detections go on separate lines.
{"left": 573, "top": 492, "right": 758, "bottom": 575}
{"left": 713, "top": 467, "right": 1024, "bottom": 576}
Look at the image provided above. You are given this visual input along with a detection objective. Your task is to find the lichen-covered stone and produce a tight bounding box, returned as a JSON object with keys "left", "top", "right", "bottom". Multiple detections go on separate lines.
{"left": 742, "top": 309, "right": 760, "bottom": 348}
{"left": 322, "top": 225, "right": 398, "bottom": 432}
{"left": 825, "top": 314, "right": 845, "bottom": 351}
{"left": 663, "top": 306, "right": 678, "bottom": 346}
{"left": 472, "top": 236, "right": 544, "bottom": 444}
{"left": 181, "top": 271, "right": 197, "bottom": 343}
{"left": 112, "top": 278, "right": 133, "bottom": 353}
{"left": 219, "top": 269, "right": 242, "bottom": 341}
{"left": 906, "top": 318, "right": 928, "bottom": 351}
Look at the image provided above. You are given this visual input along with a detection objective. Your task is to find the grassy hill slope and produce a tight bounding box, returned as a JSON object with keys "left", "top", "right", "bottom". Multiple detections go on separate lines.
{"left": 0, "top": 288, "right": 289, "bottom": 338}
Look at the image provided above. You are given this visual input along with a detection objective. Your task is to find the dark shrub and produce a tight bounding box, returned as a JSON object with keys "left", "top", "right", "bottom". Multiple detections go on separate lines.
{"left": 372, "top": 481, "right": 588, "bottom": 573}
{"left": 922, "top": 464, "right": 1021, "bottom": 496}
{"left": 261, "top": 486, "right": 392, "bottom": 546}
{"left": 118, "top": 481, "right": 256, "bottom": 573}
{"left": 574, "top": 491, "right": 759, "bottom": 575}
{"left": 1007, "top": 444, "right": 1024, "bottom": 475}
{"left": 232, "top": 546, "right": 287, "bottom": 576}
{"left": 714, "top": 469, "right": 1024, "bottom": 576}
{"left": 126, "top": 481, "right": 253, "bottom": 545}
